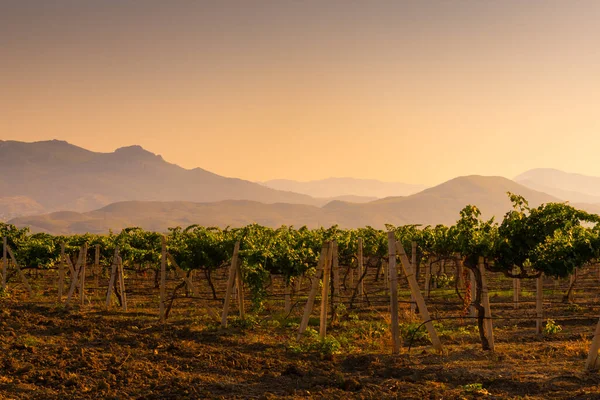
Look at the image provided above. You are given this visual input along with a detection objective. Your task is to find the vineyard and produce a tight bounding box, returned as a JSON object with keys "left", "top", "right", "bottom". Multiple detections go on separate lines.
{"left": 3, "top": 194, "right": 600, "bottom": 398}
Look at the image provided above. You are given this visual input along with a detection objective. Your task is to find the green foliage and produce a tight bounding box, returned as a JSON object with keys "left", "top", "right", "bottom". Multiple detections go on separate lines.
{"left": 3, "top": 193, "right": 600, "bottom": 310}
{"left": 462, "top": 383, "right": 489, "bottom": 395}
{"left": 543, "top": 319, "right": 563, "bottom": 335}
{"left": 432, "top": 272, "right": 453, "bottom": 288}
{"left": 289, "top": 328, "right": 341, "bottom": 357}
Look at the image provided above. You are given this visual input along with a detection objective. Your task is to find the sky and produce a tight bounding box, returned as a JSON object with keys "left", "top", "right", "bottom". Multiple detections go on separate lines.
{"left": 2, "top": 1, "right": 600, "bottom": 185}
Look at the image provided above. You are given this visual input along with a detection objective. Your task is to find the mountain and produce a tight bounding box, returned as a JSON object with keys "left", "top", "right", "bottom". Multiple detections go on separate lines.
{"left": 0, "top": 140, "right": 322, "bottom": 213}
{"left": 261, "top": 178, "right": 426, "bottom": 199}
{"left": 515, "top": 169, "right": 600, "bottom": 204}
{"left": 10, "top": 175, "right": 577, "bottom": 234}
{"left": 326, "top": 175, "right": 563, "bottom": 227}
{"left": 0, "top": 196, "right": 46, "bottom": 221}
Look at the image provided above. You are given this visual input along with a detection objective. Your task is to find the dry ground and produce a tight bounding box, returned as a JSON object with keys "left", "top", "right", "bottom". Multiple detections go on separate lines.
{"left": 1, "top": 294, "right": 600, "bottom": 399}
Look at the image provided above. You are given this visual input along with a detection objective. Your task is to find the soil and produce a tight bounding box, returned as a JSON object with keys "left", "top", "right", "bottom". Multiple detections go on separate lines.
{"left": 1, "top": 265, "right": 600, "bottom": 399}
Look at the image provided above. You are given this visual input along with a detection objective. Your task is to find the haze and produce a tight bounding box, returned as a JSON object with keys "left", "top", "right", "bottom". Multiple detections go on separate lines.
{"left": 2, "top": 1, "right": 600, "bottom": 185}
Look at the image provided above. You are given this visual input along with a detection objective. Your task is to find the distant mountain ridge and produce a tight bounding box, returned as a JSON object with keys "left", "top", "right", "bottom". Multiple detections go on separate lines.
{"left": 11, "top": 175, "right": 580, "bottom": 234}
{"left": 0, "top": 140, "right": 324, "bottom": 213}
{"left": 515, "top": 168, "right": 600, "bottom": 204}
{"left": 261, "top": 178, "right": 426, "bottom": 199}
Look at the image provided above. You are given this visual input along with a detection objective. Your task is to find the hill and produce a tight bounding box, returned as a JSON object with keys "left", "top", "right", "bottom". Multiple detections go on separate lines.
{"left": 261, "top": 178, "right": 426, "bottom": 199}
{"left": 0, "top": 196, "right": 46, "bottom": 221}
{"left": 11, "top": 175, "right": 586, "bottom": 234}
{"left": 515, "top": 168, "right": 600, "bottom": 204}
{"left": 0, "top": 140, "right": 321, "bottom": 213}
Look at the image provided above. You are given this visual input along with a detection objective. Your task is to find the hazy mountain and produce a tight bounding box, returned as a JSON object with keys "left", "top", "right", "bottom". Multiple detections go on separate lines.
{"left": 0, "top": 196, "right": 46, "bottom": 221}
{"left": 330, "top": 175, "right": 564, "bottom": 227}
{"left": 261, "top": 178, "right": 426, "bottom": 199}
{"left": 11, "top": 175, "right": 580, "bottom": 234}
{"left": 0, "top": 140, "right": 322, "bottom": 213}
{"left": 515, "top": 169, "right": 600, "bottom": 204}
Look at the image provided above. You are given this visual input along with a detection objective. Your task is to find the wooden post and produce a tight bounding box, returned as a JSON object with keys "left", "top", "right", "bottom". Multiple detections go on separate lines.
{"left": 469, "top": 269, "right": 476, "bottom": 318}
{"left": 236, "top": 255, "right": 245, "bottom": 319}
{"left": 2, "top": 237, "right": 6, "bottom": 289}
{"left": 536, "top": 273, "right": 543, "bottom": 335}
{"left": 105, "top": 247, "right": 119, "bottom": 307}
{"left": 160, "top": 237, "right": 167, "bottom": 321}
{"left": 332, "top": 241, "right": 340, "bottom": 311}
{"left": 586, "top": 315, "right": 600, "bottom": 370}
{"left": 79, "top": 245, "right": 87, "bottom": 305}
{"left": 387, "top": 232, "right": 401, "bottom": 354}
{"left": 94, "top": 244, "right": 100, "bottom": 287}
{"left": 117, "top": 256, "right": 127, "bottom": 311}
{"left": 221, "top": 241, "right": 240, "bottom": 328}
{"left": 66, "top": 245, "right": 85, "bottom": 305}
{"left": 479, "top": 257, "right": 494, "bottom": 351}
{"left": 397, "top": 241, "right": 443, "bottom": 352}
{"left": 58, "top": 243, "right": 65, "bottom": 300}
{"left": 166, "top": 253, "right": 198, "bottom": 296}
{"left": 410, "top": 242, "right": 417, "bottom": 314}
{"left": 357, "top": 238, "right": 364, "bottom": 300}
{"left": 6, "top": 246, "right": 33, "bottom": 295}
{"left": 319, "top": 242, "right": 333, "bottom": 340}
{"left": 513, "top": 267, "right": 520, "bottom": 310}
{"left": 298, "top": 243, "right": 327, "bottom": 339}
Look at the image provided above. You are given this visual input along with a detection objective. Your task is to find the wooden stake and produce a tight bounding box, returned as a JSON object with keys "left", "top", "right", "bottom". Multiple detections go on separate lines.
{"left": 94, "top": 244, "right": 100, "bottom": 287}
{"left": 331, "top": 241, "right": 341, "bottom": 315}
{"left": 117, "top": 256, "right": 127, "bottom": 311}
{"left": 397, "top": 241, "right": 443, "bottom": 352}
{"left": 58, "top": 243, "right": 65, "bottom": 300}
{"left": 236, "top": 255, "right": 245, "bottom": 319}
{"left": 105, "top": 246, "right": 119, "bottom": 307}
{"left": 160, "top": 237, "right": 167, "bottom": 322}
{"left": 6, "top": 246, "right": 33, "bottom": 295}
{"left": 2, "top": 237, "right": 6, "bottom": 289}
{"left": 221, "top": 241, "right": 240, "bottom": 328}
{"left": 513, "top": 267, "right": 520, "bottom": 310}
{"left": 469, "top": 269, "right": 476, "bottom": 318}
{"left": 66, "top": 245, "right": 85, "bottom": 305}
{"left": 79, "top": 245, "right": 87, "bottom": 305}
{"left": 586, "top": 315, "right": 600, "bottom": 370}
{"left": 319, "top": 242, "right": 333, "bottom": 340}
{"left": 387, "top": 232, "right": 401, "bottom": 354}
{"left": 166, "top": 253, "right": 198, "bottom": 296}
{"left": 298, "top": 243, "right": 327, "bottom": 339}
{"left": 357, "top": 238, "right": 364, "bottom": 299}
{"left": 332, "top": 241, "right": 340, "bottom": 311}
{"left": 410, "top": 242, "right": 417, "bottom": 314}
{"left": 536, "top": 273, "right": 543, "bottom": 335}
{"left": 479, "top": 257, "right": 494, "bottom": 351}
{"left": 64, "top": 254, "right": 75, "bottom": 278}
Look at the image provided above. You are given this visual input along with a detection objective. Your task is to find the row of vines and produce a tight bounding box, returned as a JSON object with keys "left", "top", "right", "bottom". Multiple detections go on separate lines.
{"left": 3, "top": 194, "right": 600, "bottom": 308}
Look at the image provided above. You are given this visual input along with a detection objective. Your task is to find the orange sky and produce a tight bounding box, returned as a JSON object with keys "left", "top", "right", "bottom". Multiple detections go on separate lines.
{"left": 2, "top": 1, "right": 600, "bottom": 185}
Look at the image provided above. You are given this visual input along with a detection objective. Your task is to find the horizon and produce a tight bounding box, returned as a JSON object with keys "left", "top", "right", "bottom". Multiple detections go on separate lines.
{"left": 0, "top": 138, "right": 582, "bottom": 186}
{"left": 3, "top": 2, "right": 600, "bottom": 184}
